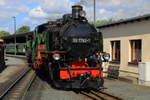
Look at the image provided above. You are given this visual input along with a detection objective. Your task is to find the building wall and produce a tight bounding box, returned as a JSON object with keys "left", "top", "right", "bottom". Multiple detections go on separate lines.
{"left": 100, "top": 20, "right": 150, "bottom": 78}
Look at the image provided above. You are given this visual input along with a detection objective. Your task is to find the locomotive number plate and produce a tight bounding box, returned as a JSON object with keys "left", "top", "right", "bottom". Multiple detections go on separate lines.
{"left": 72, "top": 38, "right": 91, "bottom": 43}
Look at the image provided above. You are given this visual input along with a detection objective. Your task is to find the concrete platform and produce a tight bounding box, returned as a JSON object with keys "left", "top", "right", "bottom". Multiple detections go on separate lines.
{"left": 0, "top": 56, "right": 26, "bottom": 83}
{"left": 5, "top": 56, "right": 26, "bottom": 65}
{"left": 104, "top": 78, "right": 150, "bottom": 100}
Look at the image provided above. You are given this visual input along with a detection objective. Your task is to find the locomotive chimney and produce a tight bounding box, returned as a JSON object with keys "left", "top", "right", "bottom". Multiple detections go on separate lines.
{"left": 72, "top": 5, "right": 83, "bottom": 19}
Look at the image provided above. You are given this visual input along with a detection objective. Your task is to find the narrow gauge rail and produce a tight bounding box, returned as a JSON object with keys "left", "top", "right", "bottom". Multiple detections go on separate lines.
{"left": 0, "top": 68, "right": 36, "bottom": 100}
{"left": 80, "top": 90, "right": 123, "bottom": 100}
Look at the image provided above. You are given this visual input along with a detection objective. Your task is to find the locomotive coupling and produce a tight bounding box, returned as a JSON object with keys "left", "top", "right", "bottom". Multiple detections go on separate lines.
{"left": 80, "top": 72, "right": 91, "bottom": 87}
{"left": 79, "top": 72, "right": 101, "bottom": 89}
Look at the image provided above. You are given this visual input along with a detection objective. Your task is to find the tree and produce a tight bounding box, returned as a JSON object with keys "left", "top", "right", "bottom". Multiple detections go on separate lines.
{"left": 96, "top": 19, "right": 113, "bottom": 51}
{"left": 16, "top": 25, "right": 30, "bottom": 34}
{"left": 96, "top": 18, "right": 113, "bottom": 26}
{"left": 0, "top": 31, "right": 10, "bottom": 37}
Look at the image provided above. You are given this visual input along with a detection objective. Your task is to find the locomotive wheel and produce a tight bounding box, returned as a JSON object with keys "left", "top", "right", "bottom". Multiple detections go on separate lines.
{"left": 48, "top": 65, "right": 59, "bottom": 88}
{"left": 48, "top": 66, "right": 53, "bottom": 81}
{"left": 49, "top": 67, "right": 55, "bottom": 85}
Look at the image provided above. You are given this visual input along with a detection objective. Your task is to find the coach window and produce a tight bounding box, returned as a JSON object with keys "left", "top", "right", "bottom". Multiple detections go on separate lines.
{"left": 111, "top": 41, "right": 120, "bottom": 62}
{"left": 129, "top": 40, "right": 142, "bottom": 64}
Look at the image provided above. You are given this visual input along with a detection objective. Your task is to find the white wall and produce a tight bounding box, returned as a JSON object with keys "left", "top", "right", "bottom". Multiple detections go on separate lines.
{"left": 100, "top": 20, "right": 150, "bottom": 77}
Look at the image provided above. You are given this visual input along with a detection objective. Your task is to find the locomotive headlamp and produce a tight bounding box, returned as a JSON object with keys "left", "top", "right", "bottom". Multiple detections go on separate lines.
{"left": 52, "top": 53, "right": 60, "bottom": 60}
{"left": 102, "top": 53, "right": 110, "bottom": 62}
{"left": 80, "top": 10, "right": 86, "bottom": 17}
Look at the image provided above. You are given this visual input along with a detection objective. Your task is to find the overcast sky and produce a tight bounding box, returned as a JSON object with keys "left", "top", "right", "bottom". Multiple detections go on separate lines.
{"left": 0, "top": 0, "right": 150, "bottom": 33}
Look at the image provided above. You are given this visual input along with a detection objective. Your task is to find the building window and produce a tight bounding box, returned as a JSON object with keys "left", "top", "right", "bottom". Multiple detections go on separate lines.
{"left": 130, "top": 40, "right": 142, "bottom": 63}
{"left": 111, "top": 41, "right": 120, "bottom": 61}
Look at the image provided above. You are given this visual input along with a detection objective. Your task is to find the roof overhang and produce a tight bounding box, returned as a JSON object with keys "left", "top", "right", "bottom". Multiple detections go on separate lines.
{"left": 97, "top": 14, "right": 150, "bottom": 29}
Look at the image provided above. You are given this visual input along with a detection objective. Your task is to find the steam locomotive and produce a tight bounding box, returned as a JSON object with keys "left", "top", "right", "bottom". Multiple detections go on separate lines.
{"left": 0, "top": 39, "right": 5, "bottom": 72}
{"left": 27, "top": 5, "right": 110, "bottom": 90}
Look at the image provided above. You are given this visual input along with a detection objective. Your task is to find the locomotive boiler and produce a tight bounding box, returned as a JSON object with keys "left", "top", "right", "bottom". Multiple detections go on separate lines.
{"left": 27, "top": 5, "right": 110, "bottom": 90}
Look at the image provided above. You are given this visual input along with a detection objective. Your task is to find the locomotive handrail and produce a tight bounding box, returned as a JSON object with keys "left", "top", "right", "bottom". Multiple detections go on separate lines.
{"left": 48, "top": 51, "right": 67, "bottom": 53}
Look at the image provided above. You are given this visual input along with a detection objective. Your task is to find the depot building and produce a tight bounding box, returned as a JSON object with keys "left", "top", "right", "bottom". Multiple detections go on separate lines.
{"left": 97, "top": 14, "right": 150, "bottom": 81}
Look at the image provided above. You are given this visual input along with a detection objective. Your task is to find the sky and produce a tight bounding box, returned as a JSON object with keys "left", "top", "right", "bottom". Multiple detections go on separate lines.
{"left": 0, "top": 0, "right": 150, "bottom": 34}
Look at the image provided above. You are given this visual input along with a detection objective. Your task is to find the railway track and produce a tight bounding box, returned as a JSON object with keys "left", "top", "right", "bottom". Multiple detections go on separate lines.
{"left": 0, "top": 68, "right": 36, "bottom": 100}
{"left": 80, "top": 90, "right": 123, "bottom": 100}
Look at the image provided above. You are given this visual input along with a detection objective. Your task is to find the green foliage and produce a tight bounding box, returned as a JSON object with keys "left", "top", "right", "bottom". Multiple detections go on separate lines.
{"left": 96, "top": 18, "right": 113, "bottom": 25}
{"left": 95, "top": 19, "right": 113, "bottom": 52}
{"left": 16, "top": 25, "right": 30, "bottom": 34}
{"left": 30, "top": 31, "right": 49, "bottom": 62}
{"left": 99, "top": 32, "right": 103, "bottom": 51}
{"left": 0, "top": 31, "right": 10, "bottom": 37}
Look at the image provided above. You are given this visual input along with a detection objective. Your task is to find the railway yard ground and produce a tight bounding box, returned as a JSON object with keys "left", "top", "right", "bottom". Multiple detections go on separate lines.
{"left": 0, "top": 56, "right": 150, "bottom": 100}
{"left": 104, "top": 79, "right": 150, "bottom": 100}
{"left": 0, "top": 56, "right": 27, "bottom": 84}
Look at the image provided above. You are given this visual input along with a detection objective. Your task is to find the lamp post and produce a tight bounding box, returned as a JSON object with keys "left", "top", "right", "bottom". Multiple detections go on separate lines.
{"left": 12, "top": 16, "right": 17, "bottom": 55}
{"left": 13, "top": 16, "right": 16, "bottom": 33}
{"left": 80, "top": 0, "right": 96, "bottom": 26}
{"left": 93, "top": 0, "right": 96, "bottom": 26}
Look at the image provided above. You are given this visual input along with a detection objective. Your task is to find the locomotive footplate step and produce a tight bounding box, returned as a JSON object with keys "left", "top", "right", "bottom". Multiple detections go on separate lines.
{"left": 104, "top": 78, "right": 150, "bottom": 100}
